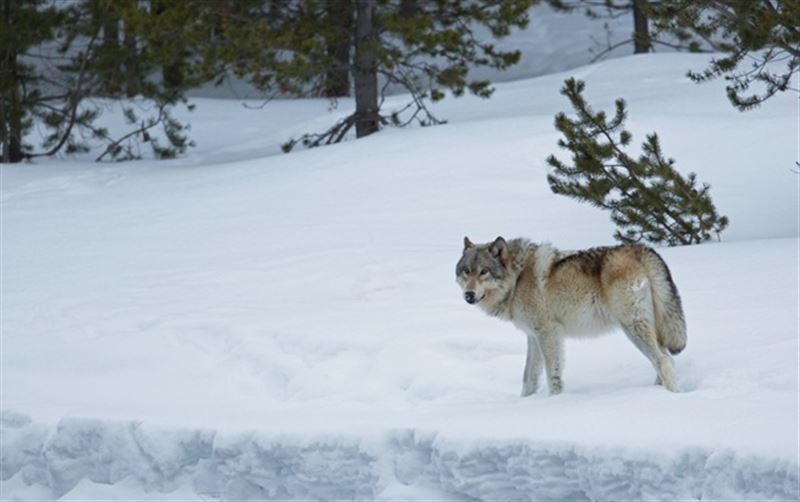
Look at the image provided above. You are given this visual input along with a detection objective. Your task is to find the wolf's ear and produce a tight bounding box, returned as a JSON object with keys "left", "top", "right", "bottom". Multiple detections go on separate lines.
{"left": 490, "top": 236, "right": 508, "bottom": 262}
{"left": 464, "top": 236, "right": 474, "bottom": 249}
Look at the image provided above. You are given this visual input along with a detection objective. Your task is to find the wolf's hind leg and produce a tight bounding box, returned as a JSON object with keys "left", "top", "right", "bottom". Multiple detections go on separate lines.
{"left": 621, "top": 319, "right": 676, "bottom": 392}
{"left": 654, "top": 347, "right": 672, "bottom": 386}
{"left": 521, "top": 335, "right": 544, "bottom": 396}
{"left": 609, "top": 278, "right": 677, "bottom": 391}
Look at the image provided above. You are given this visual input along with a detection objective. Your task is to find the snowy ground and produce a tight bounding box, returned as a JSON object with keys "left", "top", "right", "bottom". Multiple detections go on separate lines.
{"left": 2, "top": 54, "right": 799, "bottom": 500}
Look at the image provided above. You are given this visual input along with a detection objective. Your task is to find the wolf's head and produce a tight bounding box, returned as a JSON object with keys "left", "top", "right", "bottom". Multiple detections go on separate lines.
{"left": 455, "top": 236, "right": 509, "bottom": 305}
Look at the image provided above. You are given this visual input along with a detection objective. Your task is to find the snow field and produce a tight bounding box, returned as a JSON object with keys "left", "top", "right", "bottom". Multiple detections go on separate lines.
{"left": 2, "top": 53, "right": 798, "bottom": 499}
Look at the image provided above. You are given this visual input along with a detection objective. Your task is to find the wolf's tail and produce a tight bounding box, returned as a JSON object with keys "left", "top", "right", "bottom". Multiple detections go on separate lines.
{"left": 645, "top": 248, "right": 687, "bottom": 355}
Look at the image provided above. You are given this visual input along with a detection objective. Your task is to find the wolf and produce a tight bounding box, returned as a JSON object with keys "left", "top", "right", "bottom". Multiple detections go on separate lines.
{"left": 456, "top": 237, "right": 686, "bottom": 395}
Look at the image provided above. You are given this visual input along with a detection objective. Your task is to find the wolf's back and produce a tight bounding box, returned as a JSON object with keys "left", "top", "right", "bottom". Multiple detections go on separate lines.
{"left": 644, "top": 248, "right": 687, "bottom": 355}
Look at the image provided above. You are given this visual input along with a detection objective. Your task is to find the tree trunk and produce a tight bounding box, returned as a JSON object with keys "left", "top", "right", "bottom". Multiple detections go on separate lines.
{"left": 123, "top": 22, "right": 140, "bottom": 97}
{"left": 102, "top": 12, "right": 121, "bottom": 94}
{"left": 322, "top": 0, "right": 352, "bottom": 98}
{"left": 399, "top": 0, "right": 418, "bottom": 17}
{"left": 103, "top": 16, "right": 119, "bottom": 48}
{"left": 632, "top": 0, "right": 651, "bottom": 54}
{"left": 0, "top": 60, "right": 23, "bottom": 164}
{"left": 151, "top": 0, "right": 184, "bottom": 90}
{"left": 162, "top": 60, "right": 185, "bottom": 90}
{"left": 1, "top": 0, "right": 23, "bottom": 163}
{"left": 353, "top": 0, "right": 379, "bottom": 138}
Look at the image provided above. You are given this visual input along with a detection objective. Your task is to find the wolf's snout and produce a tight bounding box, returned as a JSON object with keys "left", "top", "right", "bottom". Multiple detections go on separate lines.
{"left": 464, "top": 291, "right": 477, "bottom": 304}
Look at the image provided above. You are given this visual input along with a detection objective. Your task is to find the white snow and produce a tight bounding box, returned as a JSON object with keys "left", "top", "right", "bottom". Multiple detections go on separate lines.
{"left": 2, "top": 53, "right": 798, "bottom": 500}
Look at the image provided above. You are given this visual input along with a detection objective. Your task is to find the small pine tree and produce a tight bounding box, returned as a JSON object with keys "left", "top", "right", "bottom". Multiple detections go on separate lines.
{"left": 546, "top": 78, "right": 729, "bottom": 246}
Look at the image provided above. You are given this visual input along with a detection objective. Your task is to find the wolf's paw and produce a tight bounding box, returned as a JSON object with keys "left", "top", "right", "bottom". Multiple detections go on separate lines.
{"left": 549, "top": 377, "right": 562, "bottom": 395}
{"left": 521, "top": 380, "right": 538, "bottom": 397}
{"left": 656, "top": 373, "right": 678, "bottom": 391}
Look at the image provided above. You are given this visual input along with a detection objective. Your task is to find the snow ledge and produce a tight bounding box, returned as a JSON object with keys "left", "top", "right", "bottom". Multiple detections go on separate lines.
{"left": 2, "top": 410, "right": 798, "bottom": 501}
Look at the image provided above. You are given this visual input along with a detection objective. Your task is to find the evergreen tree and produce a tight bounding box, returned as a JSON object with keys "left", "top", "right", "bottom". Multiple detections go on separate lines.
{"left": 647, "top": 0, "right": 799, "bottom": 110}
{"left": 546, "top": 78, "right": 729, "bottom": 246}
{"left": 0, "top": 0, "right": 200, "bottom": 163}
{"left": 1, "top": 0, "right": 65, "bottom": 162}
{"left": 3, "top": 1, "right": 539, "bottom": 161}
{"left": 212, "top": 0, "right": 538, "bottom": 150}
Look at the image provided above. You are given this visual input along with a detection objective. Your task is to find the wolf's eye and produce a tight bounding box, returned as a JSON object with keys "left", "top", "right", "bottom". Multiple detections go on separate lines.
{"left": 480, "top": 268, "right": 488, "bottom": 276}
{"left": 461, "top": 268, "right": 470, "bottom": 276}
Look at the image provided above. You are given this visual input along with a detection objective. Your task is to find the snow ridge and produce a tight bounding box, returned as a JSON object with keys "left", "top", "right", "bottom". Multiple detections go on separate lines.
{"left": 3, "top": 411, "right": 797, "bottom": 501}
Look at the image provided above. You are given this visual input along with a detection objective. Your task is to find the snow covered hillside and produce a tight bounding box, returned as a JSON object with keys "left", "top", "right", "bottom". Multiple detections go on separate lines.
{"left": 2, "top": 54, "right": 798, "bottom": 500}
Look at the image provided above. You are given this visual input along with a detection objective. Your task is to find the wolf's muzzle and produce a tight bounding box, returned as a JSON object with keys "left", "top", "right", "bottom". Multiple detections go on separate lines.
{"left": 464, "top": 291, "right": 477, "bottom": 304}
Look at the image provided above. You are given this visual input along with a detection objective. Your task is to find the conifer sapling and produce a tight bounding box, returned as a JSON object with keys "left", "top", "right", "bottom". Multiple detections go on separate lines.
{"left": 546, "top": 78, "right": 729, "bottom": 246}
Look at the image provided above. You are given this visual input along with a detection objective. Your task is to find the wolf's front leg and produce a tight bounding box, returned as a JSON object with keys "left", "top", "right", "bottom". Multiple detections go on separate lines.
{"left": 538, "top": 331, "right": 564, "bottom": 395}
{"left": 521, "top": 335, "right": 544, "bottom": 396}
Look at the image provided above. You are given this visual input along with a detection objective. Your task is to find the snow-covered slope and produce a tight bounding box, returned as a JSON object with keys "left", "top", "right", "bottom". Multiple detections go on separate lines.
{"left": 2, "top": 54, "right": 798, "bottom": 500}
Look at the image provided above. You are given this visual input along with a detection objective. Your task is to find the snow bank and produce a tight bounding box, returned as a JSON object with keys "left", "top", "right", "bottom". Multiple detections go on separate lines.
{"left": 3, "top": 411, "right": 797, "bottom": 501}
